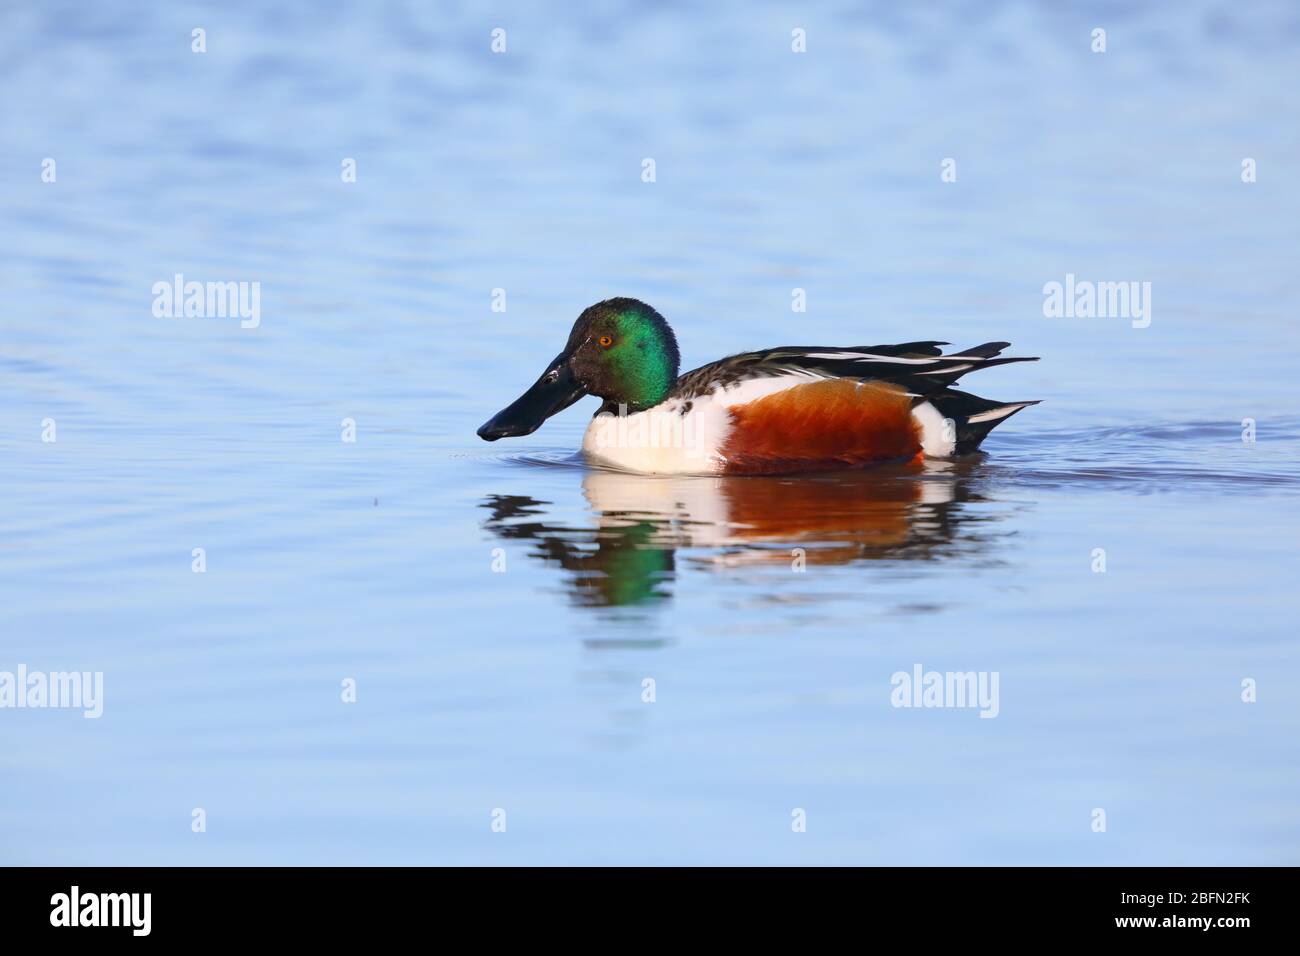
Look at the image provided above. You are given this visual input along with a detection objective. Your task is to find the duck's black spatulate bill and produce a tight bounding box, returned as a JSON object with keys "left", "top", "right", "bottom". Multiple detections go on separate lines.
{"left": 477, "top": 356, "right": 588, "bottom": 441}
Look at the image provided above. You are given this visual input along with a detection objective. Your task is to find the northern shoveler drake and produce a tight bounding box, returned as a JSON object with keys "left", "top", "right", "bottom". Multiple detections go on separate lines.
{"left": 477, "top": 297, "right": 1039, "bottom": 475}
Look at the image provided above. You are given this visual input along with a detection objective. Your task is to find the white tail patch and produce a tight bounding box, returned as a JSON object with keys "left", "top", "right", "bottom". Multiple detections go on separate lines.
{"left": 912, "top": 401, "right": 955, "bottom": 457}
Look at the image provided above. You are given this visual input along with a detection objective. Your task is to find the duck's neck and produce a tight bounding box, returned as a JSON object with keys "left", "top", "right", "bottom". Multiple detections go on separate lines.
{"left": 602, "top": 347, "right": 678, "bottom": 413}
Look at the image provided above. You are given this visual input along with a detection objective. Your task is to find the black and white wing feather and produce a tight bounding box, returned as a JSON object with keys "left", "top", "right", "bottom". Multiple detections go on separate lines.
{"left": 672, "top": 341, "right": 1037, "bottom": 400}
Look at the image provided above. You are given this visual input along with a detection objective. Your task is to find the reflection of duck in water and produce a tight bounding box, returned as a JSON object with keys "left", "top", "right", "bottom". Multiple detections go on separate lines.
{"left": 478, "top": 298, "right": 1037, "bottom": 475}
{"left": 480, "top": 460, "right": 991, "bottom": 606}
{"left": 481, "top": 490, "right": 675, "bottom": 607}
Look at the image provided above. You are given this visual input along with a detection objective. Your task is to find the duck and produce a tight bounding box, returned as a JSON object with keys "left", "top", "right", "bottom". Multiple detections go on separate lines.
{"left": 476, "top": 297, "right": 1038, "bottom": 476}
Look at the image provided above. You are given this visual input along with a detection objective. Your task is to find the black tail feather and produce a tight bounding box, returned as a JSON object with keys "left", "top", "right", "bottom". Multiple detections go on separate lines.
{"left": 927, "top": 388, "right": 1041, "bottom": 454}
{"left": 950, "top": 341, "right": 1011, "bottom": 359}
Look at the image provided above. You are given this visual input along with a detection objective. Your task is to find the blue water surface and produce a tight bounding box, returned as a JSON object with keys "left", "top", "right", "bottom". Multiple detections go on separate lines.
{"left": 1, "top": 0, "right": 1298, "bottom": 864}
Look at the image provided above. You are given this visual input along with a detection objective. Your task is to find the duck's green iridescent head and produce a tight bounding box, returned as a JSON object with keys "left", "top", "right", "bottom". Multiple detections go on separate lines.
{"left": 477, "top": 298, "right": 680, "bottom": 441}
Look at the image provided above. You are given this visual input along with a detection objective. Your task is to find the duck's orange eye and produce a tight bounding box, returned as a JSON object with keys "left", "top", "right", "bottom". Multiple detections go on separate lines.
{"left": 598, "top": 335, "right": 614, "bottom": 348}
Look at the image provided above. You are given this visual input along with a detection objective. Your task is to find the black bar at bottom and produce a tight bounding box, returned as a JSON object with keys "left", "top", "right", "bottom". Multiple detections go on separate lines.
{"left": 0, "top": 866, "right": 1275, "bottom": 941}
